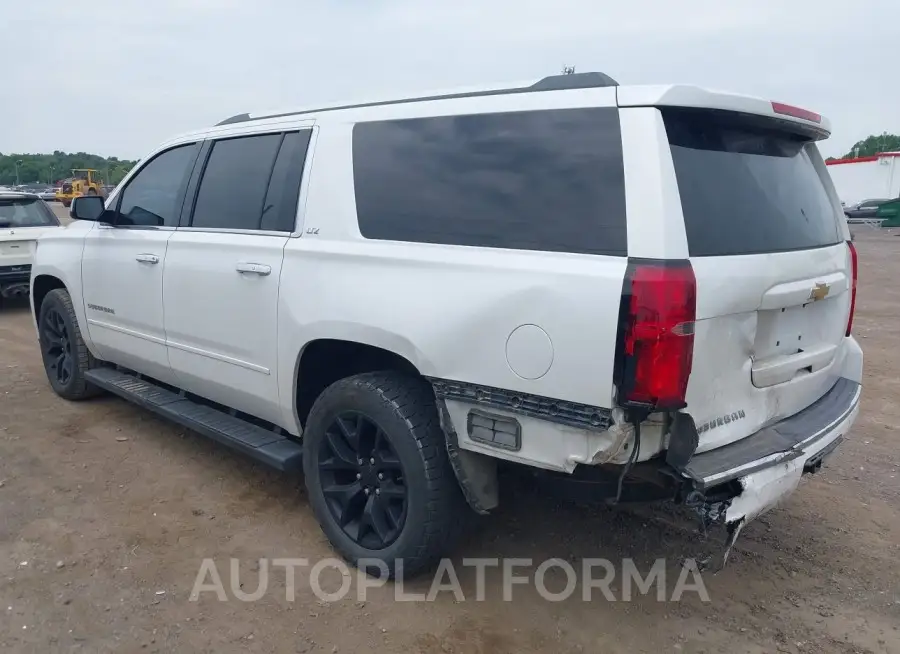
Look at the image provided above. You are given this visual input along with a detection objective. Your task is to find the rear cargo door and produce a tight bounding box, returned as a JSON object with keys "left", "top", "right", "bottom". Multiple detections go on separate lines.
{"left": 661, "top": 108, "right": 853, "bottom": 453}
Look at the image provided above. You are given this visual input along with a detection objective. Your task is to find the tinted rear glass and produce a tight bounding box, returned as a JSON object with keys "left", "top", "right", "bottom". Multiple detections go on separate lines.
{"left": 352, "top": 108, "right": 627, "bottom": 256}
{"left": 664, "top": 109, "right": 842, "bottom": 256}
{"left": 0, "top": 198, "right": 59, "bottom": 228}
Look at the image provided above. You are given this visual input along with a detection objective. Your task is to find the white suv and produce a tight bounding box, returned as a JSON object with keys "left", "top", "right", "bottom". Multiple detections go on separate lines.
{"left": 30, "top": 72, "right": 862, "bottom": 575}
{"left": 1, "top": 191, "right": 63, "bottom": 303}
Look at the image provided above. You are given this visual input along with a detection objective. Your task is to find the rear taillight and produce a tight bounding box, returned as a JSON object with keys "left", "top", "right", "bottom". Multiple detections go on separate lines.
{"left": 617, "top": 261, "right": 696, "bottom": 411}
{"left": 846, "top": 241, "right": 858, "bottom": 336}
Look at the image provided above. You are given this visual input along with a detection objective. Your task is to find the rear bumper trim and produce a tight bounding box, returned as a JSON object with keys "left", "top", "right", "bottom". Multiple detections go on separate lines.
{"left": 0, "top": 264, "right": 32, "bottom": 284}
{"left": 682, "top": 378, "right": 861, "bottom": 489}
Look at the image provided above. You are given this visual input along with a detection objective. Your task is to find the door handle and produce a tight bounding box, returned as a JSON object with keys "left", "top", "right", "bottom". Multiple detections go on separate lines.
{"left": 135, "top": 254, "right": 160, "bottom": 264}
{"left": 236, "top": 262, "right": 272, "bottom": 276}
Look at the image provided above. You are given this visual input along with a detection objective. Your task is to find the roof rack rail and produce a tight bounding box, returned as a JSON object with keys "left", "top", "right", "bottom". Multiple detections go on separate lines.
{"left": 214, "top": 71, "right": 618, "bottom": 126}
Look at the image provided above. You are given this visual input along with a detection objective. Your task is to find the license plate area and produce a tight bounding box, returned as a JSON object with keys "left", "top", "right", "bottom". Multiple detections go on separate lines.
{"left": 0, "top": 241, "right": 32, "bottom": 259}
{"left": 754, "top": 299, "right": 840, "bottom": 360}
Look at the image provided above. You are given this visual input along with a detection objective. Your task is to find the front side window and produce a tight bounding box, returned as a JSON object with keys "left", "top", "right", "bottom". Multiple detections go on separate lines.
{"left": 117, "top": 144, "right": 200, "bottom": 227}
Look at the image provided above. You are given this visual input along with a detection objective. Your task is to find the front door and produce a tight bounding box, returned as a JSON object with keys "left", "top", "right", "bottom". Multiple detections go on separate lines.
{"left": 81, "top": 142, "right": 201, "bottom": 384}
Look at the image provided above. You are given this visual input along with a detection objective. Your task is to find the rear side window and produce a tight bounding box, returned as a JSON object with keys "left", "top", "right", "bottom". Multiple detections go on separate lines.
{"left": 664, "top": 108, "right": 842, "bottom": 256}
{"left": 190, "top": 131, "right": 311, "bottom": 232}
{"left": 191, "top": 134, "right": 283, "bottom": 230}
{"left": 352, "top": 108, "right": 627, "bottom": 255}
{"left": 260, "top": 131, "right": 312, "bottom": 232}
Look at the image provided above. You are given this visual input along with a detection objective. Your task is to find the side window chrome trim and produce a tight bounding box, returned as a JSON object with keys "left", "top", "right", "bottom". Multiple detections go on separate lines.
{"left": 176, "top": 227, "right": 291, "bottom": 237}
{"left": 97, "top": 224, "right": 177, "bottom": 232}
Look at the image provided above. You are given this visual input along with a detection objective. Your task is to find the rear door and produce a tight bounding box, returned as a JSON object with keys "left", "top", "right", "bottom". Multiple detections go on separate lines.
{"left": 661, "top": 107, "right": 854, "bottom": 453}
{"left": 163, "top": 129, "right": 312, "bottom": 426}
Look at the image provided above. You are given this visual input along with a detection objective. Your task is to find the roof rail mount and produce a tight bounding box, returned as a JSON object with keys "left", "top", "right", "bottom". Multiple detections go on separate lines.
{"left": 214, "top": 71, "right": 619, "bottom": 126}
{"left": 530, "top": 71, "right": 619, "bottom": 91}
{"left": 216, "top": 113, "right": 251, "bottom": 126}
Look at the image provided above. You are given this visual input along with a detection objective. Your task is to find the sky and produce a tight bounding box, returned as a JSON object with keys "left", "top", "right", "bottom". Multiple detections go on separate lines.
{"left": 1, "top": 1, "right": 894, "bottom": 161}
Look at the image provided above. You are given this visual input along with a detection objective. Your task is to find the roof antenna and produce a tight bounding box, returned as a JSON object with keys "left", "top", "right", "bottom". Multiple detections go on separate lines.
{"left": 562, "top": 65, "right": 576, "bottom": 75}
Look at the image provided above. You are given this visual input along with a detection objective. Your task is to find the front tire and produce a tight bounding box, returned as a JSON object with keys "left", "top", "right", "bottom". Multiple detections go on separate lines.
{"left": 38, "top": 289, "right": 101, "bottom": 400}
{"left": 303, "top": 372, "right": 466, "bottom": 578}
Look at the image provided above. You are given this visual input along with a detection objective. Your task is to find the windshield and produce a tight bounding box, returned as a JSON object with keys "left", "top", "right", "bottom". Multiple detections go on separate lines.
{"left": 663, "top": 108, "right": 842, "bottom": 256}
{"left": 0, "top": 198, "right": 60, "bottom": 228}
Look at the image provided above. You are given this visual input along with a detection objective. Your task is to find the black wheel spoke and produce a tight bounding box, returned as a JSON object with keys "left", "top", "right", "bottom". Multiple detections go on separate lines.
{"left": 61, "top": 355, "right": 73, "bottom": 383}
{"left": 379, "top": 480, "right": 405, "bottom": 499}
{"left": 324, "top": 429, "right": 359, "bottom": 468}
{"left": 335, "top": 416, "right": 360, "bottom": 452}
{"left": 323, "top": 480, "right": 364, "bottom": 505}
{"left": 378, "top": 452, "right": 402, "bottom": 471}
{"left": 43, "top": 322, "right": 62, "bottom": 341}
{"left": 361, "top": 493, "right": 392, "bottom": 545}
{"left": 322, "top": 480, "right": 365, "bottom": 526}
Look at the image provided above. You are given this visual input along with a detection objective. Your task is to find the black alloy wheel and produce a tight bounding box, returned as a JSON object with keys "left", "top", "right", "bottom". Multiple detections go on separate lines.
{"left": 303, "top": 372, "right": 467, "bottom": 577}
{"left": 38, "top": 288, "right": 101, "bottom": 400}
{"left": 318, "top": 411, "right": 408, "bottom": 550}
{"left": 41, "top": 305, "right": 75, "bottom": 386}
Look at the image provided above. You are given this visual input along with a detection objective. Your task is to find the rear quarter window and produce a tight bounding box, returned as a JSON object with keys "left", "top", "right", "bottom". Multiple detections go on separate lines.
{"left": 352, "top": 107, "right": 627, "bottom": 256}
{"left": 664, "top": 108, "right": 842, "bottom": 257}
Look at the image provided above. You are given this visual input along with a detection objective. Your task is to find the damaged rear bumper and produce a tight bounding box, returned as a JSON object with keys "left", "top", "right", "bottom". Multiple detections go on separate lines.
{"left": 684, "top": 377, "right": 861, "bottom": 527}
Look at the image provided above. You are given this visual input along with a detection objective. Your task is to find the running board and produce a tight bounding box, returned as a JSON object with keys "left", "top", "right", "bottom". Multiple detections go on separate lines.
{"left": 85, "top": 368, "right": 303, "bottom": 472}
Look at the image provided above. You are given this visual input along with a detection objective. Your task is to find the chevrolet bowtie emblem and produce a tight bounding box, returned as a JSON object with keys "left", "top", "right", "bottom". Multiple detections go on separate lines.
{"left": 809, "top": 282, "right": 830, "bottom": 302}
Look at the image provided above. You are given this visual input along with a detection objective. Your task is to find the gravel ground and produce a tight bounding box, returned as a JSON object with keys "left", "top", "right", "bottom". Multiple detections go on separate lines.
{"left": 1, "top": 213, "right": 898, "bottom": 653}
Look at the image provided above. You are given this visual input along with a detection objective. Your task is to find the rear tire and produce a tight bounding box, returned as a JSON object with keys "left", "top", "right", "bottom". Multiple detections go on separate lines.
{"left": 38, "top": 289, "right": 102, "bottom": 400}
{"left": 303, "top": 372, "right": 467, "bottom": 578}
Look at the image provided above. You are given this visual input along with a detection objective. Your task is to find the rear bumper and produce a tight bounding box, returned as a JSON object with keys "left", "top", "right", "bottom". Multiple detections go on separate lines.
{"left": 683, "top": 377, "right": 860, "bottom": 525}
{"left": 683, "top": 377, "right": 860, "bottom": 489}
{"left": 0, "top": 264, "right": 32, "bottom": 285}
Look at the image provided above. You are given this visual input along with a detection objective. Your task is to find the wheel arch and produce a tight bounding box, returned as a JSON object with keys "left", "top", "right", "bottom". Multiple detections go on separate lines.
{"left": 31, "top": 274, "right": 67, "bottom": 324}
{"left": 293, "top": 337, "right": 424, "bottom": 431}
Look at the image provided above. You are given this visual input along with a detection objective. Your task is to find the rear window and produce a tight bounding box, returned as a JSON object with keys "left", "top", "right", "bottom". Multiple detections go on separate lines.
{"left": 664, "top": 109, "right": 842, "bottom": 257}
{"left": 0, "top": 197, "right": 59, "bottom": 228}
{"left": 352, "top": 108, "right": 627, "bottom": 256}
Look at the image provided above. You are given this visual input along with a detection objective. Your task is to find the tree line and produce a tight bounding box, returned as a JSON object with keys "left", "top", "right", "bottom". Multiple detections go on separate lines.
{"left": 0, "top": 152, "right": 137, "bottom": 187}
{"left": 829, "top": 133, "right": 900, "bottom": 161}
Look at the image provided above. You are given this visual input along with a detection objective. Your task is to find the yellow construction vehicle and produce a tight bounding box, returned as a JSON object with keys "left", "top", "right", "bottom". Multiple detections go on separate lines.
{"left": 55, "top": 169, "right": 104, "bottom": 207}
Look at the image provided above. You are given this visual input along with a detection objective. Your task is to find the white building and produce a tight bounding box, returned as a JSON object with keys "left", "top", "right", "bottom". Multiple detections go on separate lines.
{"left": 826, "top": 152, "right": 900, "bottom": 206}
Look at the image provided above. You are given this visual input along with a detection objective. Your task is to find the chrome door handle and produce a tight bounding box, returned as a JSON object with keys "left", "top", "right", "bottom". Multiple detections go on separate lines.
{"left": 236, "top": 262, "right": 272, "bottom": 276}
{"left": 135, "top": 254, "right": 160, "bottom": 264}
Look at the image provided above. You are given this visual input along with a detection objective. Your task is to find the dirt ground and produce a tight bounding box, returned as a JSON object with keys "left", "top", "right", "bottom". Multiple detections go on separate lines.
{"left": 1, "top": 212, "right": 898, "bottom": 653}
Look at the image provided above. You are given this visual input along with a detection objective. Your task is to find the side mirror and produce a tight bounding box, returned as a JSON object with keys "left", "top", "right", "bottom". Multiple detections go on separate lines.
{"left": 70, "top": 195, "right": 107, "bottom": 222}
